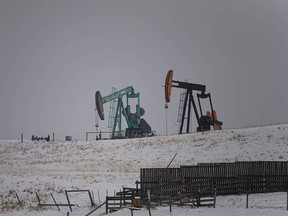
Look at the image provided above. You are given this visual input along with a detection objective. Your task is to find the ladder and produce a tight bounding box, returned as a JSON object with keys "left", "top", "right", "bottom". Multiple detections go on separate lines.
{"left": 108, "top": 87, "right": 117, "bottom": 138}
{"left": 177, "top": 89, "right": 187, "bottom": 133}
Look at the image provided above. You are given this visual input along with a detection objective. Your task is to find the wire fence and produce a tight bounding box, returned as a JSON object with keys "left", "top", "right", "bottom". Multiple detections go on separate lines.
{"left": 0, "top": 132, "right": 88, "bottom": 142}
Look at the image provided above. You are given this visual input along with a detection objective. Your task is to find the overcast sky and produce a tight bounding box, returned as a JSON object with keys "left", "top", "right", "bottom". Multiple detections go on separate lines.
{"left": 1, "top": 0, "right": 288, "bottom": 140}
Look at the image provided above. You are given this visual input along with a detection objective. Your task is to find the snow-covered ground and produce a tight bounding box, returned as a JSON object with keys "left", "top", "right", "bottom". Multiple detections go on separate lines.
{"left": 1, "top": 124, "right": 288, "bottom": 216}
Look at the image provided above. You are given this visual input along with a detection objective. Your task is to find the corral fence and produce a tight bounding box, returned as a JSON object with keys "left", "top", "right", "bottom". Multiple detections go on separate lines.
{"left": 105, "top": 187, "right": 141, "bottom": 214}
{"left": 85, "top": 187, "right": 141, "bottom": 215}
{"left": 140, "top": 161, "right": 288, "bottom": 205}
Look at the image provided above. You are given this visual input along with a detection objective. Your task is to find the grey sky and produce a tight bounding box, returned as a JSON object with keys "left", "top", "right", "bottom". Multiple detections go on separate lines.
{"left": 1, "top": 0, "right": 288, "bottom": 140}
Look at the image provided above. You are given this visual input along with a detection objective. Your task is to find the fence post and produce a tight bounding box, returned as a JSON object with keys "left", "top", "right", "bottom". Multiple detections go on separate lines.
{"left": 287, "top": 179, "right": 288, "bottom": 211}
{"left": 130, "top": 208, "right": 134, "bottom": 216}
{"left": 35, "top": 192, "right": 41, "bottom": 206}
{"left": 21, "top": 133, "right": 23, "bottom": 143}
{"left": 15, "top": 193, "right": 21, "bottom": 205}
{"left": 91, "top": 190, "right": 95, "bottom": 206}
{"left": 246, "top": 178, "right": 250, "bottom": 209}
{"left": 98, "top": 190, "right": 101, "bottom": 206}
{"left": 213, "top": 188, "right": 217, "bottom": 208}
{"left": 147, "top": 190, "right": 152, "bottom": 216}
{"left": 106, "top": 197, "right": 108, "bottom": 214}
{"left": 148, "top": 206, "right": 152, "bottom": 216}
{"left": 246, "top": 191, "right": 249, "bottom": 209}
{"left": 169, "top": 196, "right": 172, "bottom": 213}
{"left": 88, "top": 190, "right": 95, "bottom": 207}
{"left": 287, "top": 190, "right": 288, "bottom": 211}
{"left": 120, "top": 190, "right": 123, "bottom": 207}
{"left": 65, "top": 190, "right": 72, "bottom": 212}
{"left": 51, "top": 193, "right": 60, "bottom": 211}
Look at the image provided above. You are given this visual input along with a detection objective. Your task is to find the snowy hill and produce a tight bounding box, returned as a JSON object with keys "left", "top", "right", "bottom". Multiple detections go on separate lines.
{"left": 1, "top": 124, "right": 288, "bottom": 216}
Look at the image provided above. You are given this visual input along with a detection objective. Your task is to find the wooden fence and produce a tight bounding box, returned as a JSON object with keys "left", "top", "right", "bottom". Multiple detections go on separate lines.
{"left": 105, "top": 187, "right": 140, "bottom": 214}
{"left": 140, "top": 161, "right": 288, "bottom": 202}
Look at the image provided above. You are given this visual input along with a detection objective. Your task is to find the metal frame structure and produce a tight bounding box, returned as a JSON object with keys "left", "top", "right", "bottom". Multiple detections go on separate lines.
{"left": 165, "top": 70, "right": 222, "bottom": 134}
{"left": 95, "top": 86, "right": 151, "bottom": 139}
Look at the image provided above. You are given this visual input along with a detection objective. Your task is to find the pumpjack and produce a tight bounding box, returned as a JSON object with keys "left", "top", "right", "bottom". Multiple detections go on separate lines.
{"left": 165, "top": 70, "right": 222, "bottom": 134}
{"left": 95, "top": 86, "right": 152, "bottom": 139}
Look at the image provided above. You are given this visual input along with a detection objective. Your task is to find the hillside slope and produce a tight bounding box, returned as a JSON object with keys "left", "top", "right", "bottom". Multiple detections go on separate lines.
{"left": 1, "top": 124, "right": 288, "bottom": 215}
{"left": 2, "top": 124, "right": 288, "bottom": 173}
